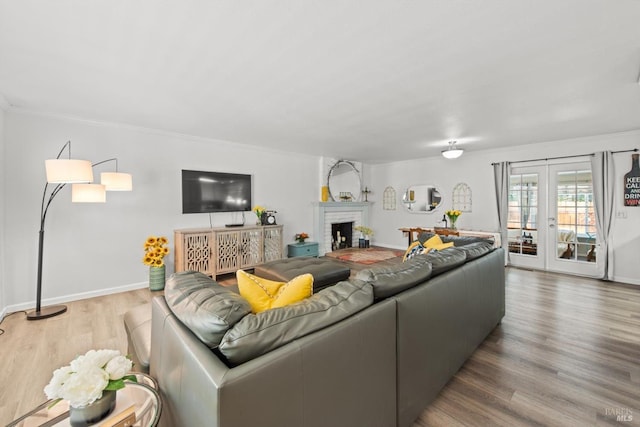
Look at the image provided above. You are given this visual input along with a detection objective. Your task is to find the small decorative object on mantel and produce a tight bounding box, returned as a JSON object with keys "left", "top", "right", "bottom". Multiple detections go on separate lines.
{"left": 445, "top": 209, "right": 462, "bottom": 229}
{"left": 354, "top": 225, "right": 373, "bottom": 248}
{"left": 624, "top": 153, "right": 640, "bottom": 206}
{"left": 295, "top": 232, "right": 309, "bottom": 243}
{"left": 362, "top": 187, "right": 372, "bottom": 202}
{"left": 44, "top": 349, "right": 137, "bottom": 426}
{"left": 321, "top": 186, "right": 329, "bottom": 202}
{"left": 143, "top": 235, "right": 170, "bottom": 291}
{"left": 339, "top": 191, "right": 354, "bottom": 201}
{"left": 253, "top": 205, "right": 266, "bottom": 224}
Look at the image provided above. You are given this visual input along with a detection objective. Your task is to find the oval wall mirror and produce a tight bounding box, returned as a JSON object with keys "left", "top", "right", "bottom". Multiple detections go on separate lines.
{"left": 327, "top": 160, "right": 361, "bottom": 202}
{"left": 402, "top": 185, "right": 443, "bottom": 213}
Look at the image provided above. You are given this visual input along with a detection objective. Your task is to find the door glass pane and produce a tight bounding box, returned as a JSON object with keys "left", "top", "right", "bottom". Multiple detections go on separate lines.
{"left": 508, "top": 173, "right": 538, "bottom": 256}
{"left": 555, "top": 169, "right": 596, "bottom": 262}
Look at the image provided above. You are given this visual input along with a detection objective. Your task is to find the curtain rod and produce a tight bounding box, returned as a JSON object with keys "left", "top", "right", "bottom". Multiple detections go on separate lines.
{"left": 490, "top": 148, "right": 638, "bottom": 166}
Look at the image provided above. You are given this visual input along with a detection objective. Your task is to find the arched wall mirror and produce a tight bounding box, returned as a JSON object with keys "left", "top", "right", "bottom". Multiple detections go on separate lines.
{"left": 327, "top": 160, "right": 361, "bottom": 202}
{"left": 402, "top": 185, "right": 443, "bottom": 213}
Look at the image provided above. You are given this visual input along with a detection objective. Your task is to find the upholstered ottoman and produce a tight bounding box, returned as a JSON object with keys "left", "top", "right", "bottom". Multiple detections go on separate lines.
{"left": 254, "top": 257, "right": 351, "bottom": 292}
{"left": 123, "top": 303, "right": 152, "bottom": 374}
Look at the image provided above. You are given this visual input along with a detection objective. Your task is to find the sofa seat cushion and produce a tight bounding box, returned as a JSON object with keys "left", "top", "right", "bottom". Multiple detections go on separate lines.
{"left": 236, "top": 270, "right": 313, "bottom": 313}
{"left": 219, "top": 279, "right": 373, "bottom": 365}
{"left": 426, "top": 247, "right": 467, "bottom": 276}
{"left": 457, "top": 240, "right": 495, "bottom": 261}
{"left": 253, "top": 257, "right": 351, "bottom": 292}
{"left": 165, "top": 271, "right": 252, "bottom": 348}
{"left": 356, "top": 255, "right": 433, "bottom": 300}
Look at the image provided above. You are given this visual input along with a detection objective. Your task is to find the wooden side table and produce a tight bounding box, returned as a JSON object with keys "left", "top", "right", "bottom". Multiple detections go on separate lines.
{"left": 287, "top": 241, "right": 319, "bottom": 257}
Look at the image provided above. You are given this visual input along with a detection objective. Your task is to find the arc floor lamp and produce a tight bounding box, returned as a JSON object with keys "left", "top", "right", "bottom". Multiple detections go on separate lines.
{"left": 27, "top": 141, "right": 133, "bottom": 320}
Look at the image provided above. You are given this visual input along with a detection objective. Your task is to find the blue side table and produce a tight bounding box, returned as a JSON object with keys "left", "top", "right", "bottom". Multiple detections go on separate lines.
{"left": 288, "top": 241, "right": 319, "bottom": 257}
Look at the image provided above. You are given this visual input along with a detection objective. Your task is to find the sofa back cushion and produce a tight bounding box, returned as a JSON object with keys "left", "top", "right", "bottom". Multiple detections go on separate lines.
{"left": 164, "top": 271, "right": 252, "bottom": 349}
{"left": 417, "top": 232, "right": 493, "bottom": 247}
{"left": 219, "top": 279, "right": 373, "bottom": 365}
{"left": 355, "top": 256, "right": 433, "bottom": 300}
{"left": 457, "top": 240, "right": 495, "bottom": 261}
{"left": 426, "top": 247, "right": 467, "bottom": 276}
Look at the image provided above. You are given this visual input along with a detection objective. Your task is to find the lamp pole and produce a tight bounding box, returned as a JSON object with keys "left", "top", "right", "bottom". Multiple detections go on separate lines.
{"left": 27, "top": 181, "right": 69, "bottom": 319}
{"left": 27, "top": 143, "right": 74, "bottom": 320}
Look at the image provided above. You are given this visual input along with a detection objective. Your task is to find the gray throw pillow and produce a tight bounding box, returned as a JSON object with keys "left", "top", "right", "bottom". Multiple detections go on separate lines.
{"left": 164, "top": 271, "right": 251, "bottom": 349}
{"left": 219, "top": 279, "right": 373, "bottom": 365}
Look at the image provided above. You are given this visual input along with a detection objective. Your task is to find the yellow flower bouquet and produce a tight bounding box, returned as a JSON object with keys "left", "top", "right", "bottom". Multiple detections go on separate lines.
{"left": 445, "top": 210, "right": 462, "bottom": 229}
{"left": 142, "top": 236, "right": 170, "bottom": 267}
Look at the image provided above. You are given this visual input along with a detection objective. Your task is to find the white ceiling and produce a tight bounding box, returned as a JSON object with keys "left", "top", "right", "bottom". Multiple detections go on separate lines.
{"left": 1, "top": 1, "right": 640, "bottom": 163}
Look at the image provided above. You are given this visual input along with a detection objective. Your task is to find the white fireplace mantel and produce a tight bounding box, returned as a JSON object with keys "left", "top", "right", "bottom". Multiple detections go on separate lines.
{"left": 313, "top": 202, "right": 372, "bottom": 255}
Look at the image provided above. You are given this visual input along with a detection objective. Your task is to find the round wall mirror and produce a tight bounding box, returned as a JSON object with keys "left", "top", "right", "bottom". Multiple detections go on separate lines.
{"left": 402, "top": 185, "right": 443, "bottom": 213}
{"left": 327, "top": 160, "right": 361, "bottom": 202}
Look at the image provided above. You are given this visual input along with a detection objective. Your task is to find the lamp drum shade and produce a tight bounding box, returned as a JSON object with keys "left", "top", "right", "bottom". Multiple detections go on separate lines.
{"left": 72, "top": 183, "right": 106, "bottom": 203}
{"left": 101, "top": 172, "right": 133, "bottom": 191}
{"left": 45, "top": 159, "right": 93, "bottom": 183}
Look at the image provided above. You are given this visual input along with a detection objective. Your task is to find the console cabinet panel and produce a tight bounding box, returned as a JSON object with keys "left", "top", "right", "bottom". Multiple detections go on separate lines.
{"left": 175, "top": 225, "right": 283, "bottom": 278}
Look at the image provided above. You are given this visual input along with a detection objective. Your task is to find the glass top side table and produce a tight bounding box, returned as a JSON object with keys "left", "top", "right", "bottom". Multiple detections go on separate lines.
{"left": 8, "top": 373, "right": 161, "bottom": 427}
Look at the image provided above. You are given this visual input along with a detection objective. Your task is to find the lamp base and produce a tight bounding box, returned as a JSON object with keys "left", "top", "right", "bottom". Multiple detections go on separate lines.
{"left": 26, "top": 304, "right": 67, "bottom": 320}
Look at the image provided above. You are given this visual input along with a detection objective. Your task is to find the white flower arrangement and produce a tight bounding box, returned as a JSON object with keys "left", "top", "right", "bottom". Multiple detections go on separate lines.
{"left": 44, "top": 349, "right": 136, "bottom": 408}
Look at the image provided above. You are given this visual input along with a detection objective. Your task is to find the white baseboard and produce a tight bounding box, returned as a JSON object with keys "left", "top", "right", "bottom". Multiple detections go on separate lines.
{"left": 2, "top": 281, "right": 149, "bottom": 316}
{"left": 613, "top": 275, "right": 640, "bottom": 286}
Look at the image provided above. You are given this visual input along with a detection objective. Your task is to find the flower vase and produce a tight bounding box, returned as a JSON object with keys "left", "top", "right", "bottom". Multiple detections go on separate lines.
{"left": 149, "top": 265, "right": 166, "bottom": 291}
{"left": 69, "top": 390, "right": 116, "bottom": 427}
{"left": 450, "top": 218, "right": 457, "bottom": 230}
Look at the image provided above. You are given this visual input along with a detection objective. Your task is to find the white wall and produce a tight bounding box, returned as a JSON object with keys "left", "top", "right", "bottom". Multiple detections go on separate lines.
{"left": 0, "top": 107, "right": 6, "bottom": 317}
{"left": 366, "top": 130, "right": 640, "bottom": 285}
{"left": 2, "top": 111, "right": 320, "bottom": 312}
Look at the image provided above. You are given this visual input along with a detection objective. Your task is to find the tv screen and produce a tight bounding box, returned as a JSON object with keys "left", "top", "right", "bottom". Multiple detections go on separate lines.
{"left": 182, "top": 170, "right": 252, "bottom": 214}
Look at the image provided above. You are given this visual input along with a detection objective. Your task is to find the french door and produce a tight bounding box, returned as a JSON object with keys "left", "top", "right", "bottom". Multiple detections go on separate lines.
{"left": 507, "top": 166, "right": 546, "bottom": 270}
{"left": 507, "top": 162, "right": 600, "bottom": 276}
{"left": 547, "top": 163, "right": 599, "bottom": 276}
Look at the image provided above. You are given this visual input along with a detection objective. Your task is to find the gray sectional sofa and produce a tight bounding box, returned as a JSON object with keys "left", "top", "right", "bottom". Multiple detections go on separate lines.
{"left": 147, "top": 238, "right": 505, "bottom": 427}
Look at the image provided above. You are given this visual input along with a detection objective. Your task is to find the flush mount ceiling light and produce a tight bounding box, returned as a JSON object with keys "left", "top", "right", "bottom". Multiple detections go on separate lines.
{"left": 442, "top": 141, "right": 464, "bottom": 159}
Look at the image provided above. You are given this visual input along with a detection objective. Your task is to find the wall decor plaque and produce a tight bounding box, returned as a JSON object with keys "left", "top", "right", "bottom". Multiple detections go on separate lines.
{"left": 624, "top": 153, "right": 640, "bottom": 207}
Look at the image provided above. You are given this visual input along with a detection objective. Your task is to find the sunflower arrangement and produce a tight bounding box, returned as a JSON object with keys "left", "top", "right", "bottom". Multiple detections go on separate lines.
{"left": 143, "top": 236, "right": 170, "bottom": 267}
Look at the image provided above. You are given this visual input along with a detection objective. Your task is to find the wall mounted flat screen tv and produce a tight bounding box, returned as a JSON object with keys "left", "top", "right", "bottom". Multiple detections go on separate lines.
{"left": 182, "top": 170, "right": 252, "bottom": 214}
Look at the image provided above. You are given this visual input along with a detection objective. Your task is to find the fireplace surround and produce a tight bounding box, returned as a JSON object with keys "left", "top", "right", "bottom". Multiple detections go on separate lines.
{"left": 313, "top": 202, "right": 371, "bottom": 255}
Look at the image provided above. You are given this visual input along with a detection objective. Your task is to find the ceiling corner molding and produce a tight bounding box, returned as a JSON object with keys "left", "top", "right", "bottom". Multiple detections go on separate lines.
{"left": 0, "top": 93, "right": 9, "bottom": 110}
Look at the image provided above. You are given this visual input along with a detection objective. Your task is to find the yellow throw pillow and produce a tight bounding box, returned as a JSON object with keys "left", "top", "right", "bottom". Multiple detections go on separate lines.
{"left": 424, "top": 234, "right": 455, "bottom": 251}
{"left": 236, "top": 270, "right": 313, "bottom": 313}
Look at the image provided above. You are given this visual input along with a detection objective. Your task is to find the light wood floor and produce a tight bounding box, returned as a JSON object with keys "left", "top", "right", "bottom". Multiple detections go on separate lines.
{"left": 1, "top": 264, "right": 638, "bottom": 426}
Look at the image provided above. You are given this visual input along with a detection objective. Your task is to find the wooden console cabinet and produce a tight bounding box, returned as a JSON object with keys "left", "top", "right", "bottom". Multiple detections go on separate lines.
{"left": 174, "top": 225, "right": 283, "bottom": 278}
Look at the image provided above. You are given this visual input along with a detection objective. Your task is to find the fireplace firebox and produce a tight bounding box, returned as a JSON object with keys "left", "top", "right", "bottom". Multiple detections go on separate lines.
{"left": 331, "top": 222, "right": 353, "bottom": 250}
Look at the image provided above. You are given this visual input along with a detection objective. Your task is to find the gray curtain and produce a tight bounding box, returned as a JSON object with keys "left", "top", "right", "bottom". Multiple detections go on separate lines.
{"left": 590, "top": 151, "right": 615, "bottom": 280}
{"left": 493, "top": 162, "right": 510, "bottom": 262}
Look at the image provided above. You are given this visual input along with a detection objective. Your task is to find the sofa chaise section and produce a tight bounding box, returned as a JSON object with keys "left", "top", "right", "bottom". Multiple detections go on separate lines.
{"left": 150, "top": 294, "right": 397, "bottom": 427}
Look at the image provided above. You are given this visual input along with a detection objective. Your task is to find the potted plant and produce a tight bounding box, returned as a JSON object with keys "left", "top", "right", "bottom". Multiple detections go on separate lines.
{"left": 295, "top": 232, "right": 309, "bottom": 244}
{"left": 354, "top": 225, "right": 373, "bottom": 248}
